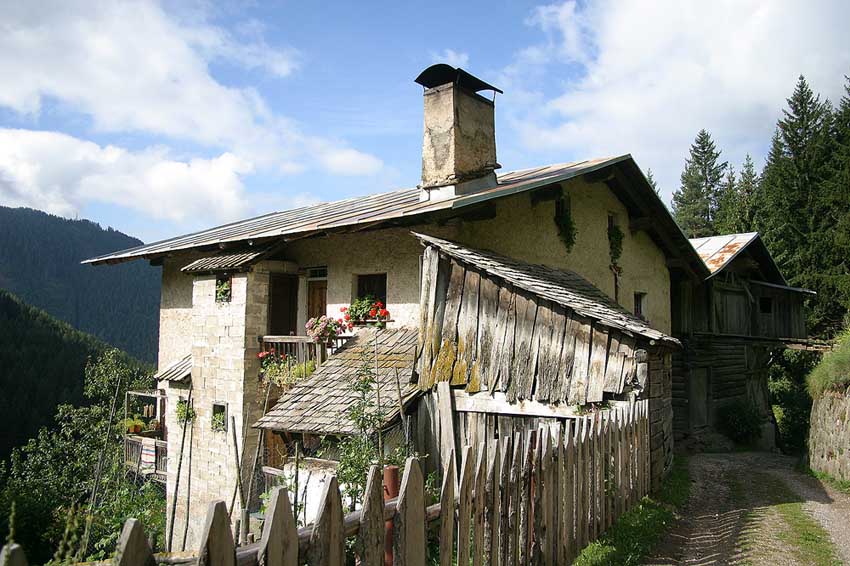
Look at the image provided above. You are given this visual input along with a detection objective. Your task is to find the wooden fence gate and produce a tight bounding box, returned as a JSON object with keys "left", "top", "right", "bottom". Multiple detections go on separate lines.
{"left": 0, "top": 401, "right": 650, "bottom": 566}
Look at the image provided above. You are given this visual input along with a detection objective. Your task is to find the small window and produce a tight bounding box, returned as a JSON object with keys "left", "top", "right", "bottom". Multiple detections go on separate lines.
{"left": 211, "top": 403, "right": 227, "bottom": 432}
{"left": 307, "top": 266, "right": 328, "bottom": 280}
{"left": 634, "top": 292, "right": 647, "bottom": 319}
{"left": 215, "top": 275, "right": 232, "bottom": 303}
{"left": 759, "top": 297, "right": 773, "bottom": 314}
{"left": 356, "top": 273, "right": 387, "bottom": 304}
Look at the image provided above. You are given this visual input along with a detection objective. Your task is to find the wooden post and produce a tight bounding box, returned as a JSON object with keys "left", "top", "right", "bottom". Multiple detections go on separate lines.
{"left": 436, "top": 381, "right": 457, "bottom": 473}
{"left": 0, "top": 544, "right": 27, "bottom": 566}
{"left": 167, "top": 386, "right": 193, "bottom": 552}
{"left": 483, "top": 439, "right": 500, "bottom": 565}
{"left": 394, "top": 458, "right": 426, "bottom": 566}
{"left": 114, "top": 518, "right": 155, "bottom": 566}
{"left": 197, "top": 501, "right": 235, "bottom": 566}
{"left": 257, "top": 486, "right": 297, "bottom": 566}
{"left": 517, "top": 432, "right": 534, "bottom": 565}
{"left": 358, "top": 466, "right": 384, "bottom": 566}
{"left": 505, "top": 432, "right": 522, "bottom": 566}
{"left": 497, "top": 435, "right": 511, "bottom": 566}
{"left": 438, "top": 454, "right": 456, "bottom": 566}
{"left": 307, "top": 477, "right": 344, "bottom": 566}
{"left": 456, "top": 446, "right": 474, "bottom": 566}
{"left": 471, "top": 444, "right": 487, "bottom": 566}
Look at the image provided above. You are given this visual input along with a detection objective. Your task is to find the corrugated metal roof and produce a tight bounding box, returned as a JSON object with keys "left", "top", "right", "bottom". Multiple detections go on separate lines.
{"left": 254, "top": 327, "right": 420, "bottom": 435}
{"left": 83, "top": 156, "right": 628, "bottom": 265}
{"left": 414, "top": 233, "right": 678, "bottom": 346}
{"left": 155, "top": 354, "right": 191, "bottom": 383}
{"left": 689, "top": 232, "right": 758, "bottom": 274}
{"left": 181, "top": 247, "right": 270, "bottom": 273}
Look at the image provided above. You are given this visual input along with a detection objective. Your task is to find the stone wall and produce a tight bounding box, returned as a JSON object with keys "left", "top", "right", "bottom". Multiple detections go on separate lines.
{"left": 647, "top": 349, "right": 674, "bottom": 490}
{"left": 809, "top": 389, "right": 850, "bottom": 482}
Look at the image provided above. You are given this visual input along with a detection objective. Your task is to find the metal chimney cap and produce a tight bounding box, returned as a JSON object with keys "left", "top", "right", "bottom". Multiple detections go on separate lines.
{"left": 415, "top": 64, "right": 503, "bottom": 94}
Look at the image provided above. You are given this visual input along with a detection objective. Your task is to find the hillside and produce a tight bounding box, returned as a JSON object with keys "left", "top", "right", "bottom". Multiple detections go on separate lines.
{"left": 0, "top": 206, "right": 160, "bottom": 361}
{"left": 0, "top": 289, "right": 126, "bottom": 457}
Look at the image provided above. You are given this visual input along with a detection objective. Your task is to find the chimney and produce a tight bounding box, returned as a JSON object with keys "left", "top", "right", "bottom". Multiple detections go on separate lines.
{"left": 415, "top": 64, "right": 502, "bottom": 202}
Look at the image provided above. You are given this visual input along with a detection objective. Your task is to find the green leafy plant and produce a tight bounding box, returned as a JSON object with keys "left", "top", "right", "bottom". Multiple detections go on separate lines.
{"left": 176, "top": 399, "right": 195, "bottom": 426}
{"left": 717, "top": 399, "right": 762, "bottom": 444}
{"left": 608, "top": 223, "right": 624, "bottom": 266}
{"left": 554, "top": 194, "right": 577, "bottom": 253}
{"left": 807, "top": 328, "right": 850, "bottom": 398}
{"left": 258, "top": 350, "right": 316, "bottom": 389}
{"left": 211, "top": 411, "right": 226, "bottom": 433}
{"left": 215, "top": 277, "right": 232, "bottom": 303}
{"left": 342, "top": 298, "right": 390, "bottom": 329}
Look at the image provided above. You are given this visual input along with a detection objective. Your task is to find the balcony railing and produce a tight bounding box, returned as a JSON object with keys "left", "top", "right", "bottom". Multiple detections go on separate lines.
{"left": 258, "top": 334, "right": 353, "bottom": 367}
{"left": 125, "top": 435, "right": 167, "bottom": 481}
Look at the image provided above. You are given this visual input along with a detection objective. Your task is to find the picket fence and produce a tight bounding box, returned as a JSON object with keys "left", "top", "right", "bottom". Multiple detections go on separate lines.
{"left": 0, "top": 400, "right": 650, "bottom": 566}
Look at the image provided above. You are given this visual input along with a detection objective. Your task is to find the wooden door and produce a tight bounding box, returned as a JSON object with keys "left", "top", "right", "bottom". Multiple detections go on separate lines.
{"left": 307, "top": 280, "right": 327, "bottom": 319}
{"left": 689, "top": 368, "right": 709, "bottom": 431}
{"left": 269, "top": 274, "right": 298, "bottom": 335}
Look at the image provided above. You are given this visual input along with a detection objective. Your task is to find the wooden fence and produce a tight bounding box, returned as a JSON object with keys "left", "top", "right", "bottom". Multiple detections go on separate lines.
{"left": 0, "top": 400, "right": 650, "bottom": 566}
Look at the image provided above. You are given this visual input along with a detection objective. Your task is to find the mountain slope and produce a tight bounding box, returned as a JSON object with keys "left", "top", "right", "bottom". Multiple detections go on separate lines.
{"left": 0, "top": 206, "right": 160, "bottom": 361}
{"left": 0, "top": 289, "right": 123, "bottom": 457}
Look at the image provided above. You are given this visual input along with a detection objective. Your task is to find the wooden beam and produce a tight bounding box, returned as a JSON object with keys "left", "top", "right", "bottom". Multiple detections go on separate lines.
{"left": 453, "top": 390, "right": 581, "bottom": 419}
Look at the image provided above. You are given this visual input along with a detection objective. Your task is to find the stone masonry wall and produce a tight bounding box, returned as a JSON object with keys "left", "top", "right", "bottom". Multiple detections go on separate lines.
{"left": 647, "top": 349, "right": 674, "bottom": 491}
{"left": 809, "top": 389, "right": 850, "bottom": 482}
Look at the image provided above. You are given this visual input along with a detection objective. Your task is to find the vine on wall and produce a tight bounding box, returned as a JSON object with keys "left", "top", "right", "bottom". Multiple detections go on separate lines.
{"left": 554, "top": 192, "right": 577, "bottom": 253}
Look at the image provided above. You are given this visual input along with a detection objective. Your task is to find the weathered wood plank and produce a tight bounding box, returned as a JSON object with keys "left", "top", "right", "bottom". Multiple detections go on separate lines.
{"left": 496, "top": 288, "right": 517, "bottom": 392}
{"left": 541, "top": 428, "right": 555, "bottom": 566}
{"left": 505, "top": 432, "right": 523, "bottom": 566}
{"left": 394, "top": 458, "right": 426, "bottom": 566}
{"left": 568, "top": 316, "right": 592, "bottom": 405}
{"left": 0, "top": 544, "right": 27, "bottom": 566}
{"left": 436, "top": 381, "right": 457, "bottom": 473}
{"left": 616, "top": 336, "right": 636, "bottom": 394}
{"left": 586, "top": 325, "right": 610, "bottom": 403}
{"left": 472, "top": 445, "right": 487, "bottom": 566}
{"left": 507, "top": 292, "right": 539, "bottom": 402}
{"left": 535, "top": 304, "right": 566, "bottom": 403}
{"left": 452, "top": 390, "right": 581, "bottom": 419}
{"left": 554, "top": 313, "right": 577, "bottom": 403}
{"left": 431, "top": 259, "right": 466, "bottom": 384}
{"left": 439, "top": 454, "right": 456, "bottom": 566}
{"left": 197, "top": 501, "right": 235, "bottom": 566}
{"left": 563, "top": 421, "right": 575, "bottom": 562}
{"left": 357, "top": 467, "right": 383, "bottom": 566}
{"left": 483, "top": 439, "right": 501, "bottom": 565}
{"left": 115, "top": 518, "right": 155, "bottom": 566}
{"left": 454, "top": 269, "right": 481, "bottom": 388}
{"left": 308, "top": 478, "right": 344, "bottom": 566}
{"left": 456, "top": 446, "right": 474, "bottom": 566}
{"left": 258, "top": 487, "right": 297, "bottom": 566}
{"left": 635, "top": 349, "right": 649, "bottom": 389}
{"left": 477, "top": 275, "right": 502, "bottom": 390}
{"left": 497, "top": 435, "right": 512, "bottom": 566}
{"left": 602, "top": 333, "right": 623, "bottom": 393}
{"left": 517, "top": 433, "right": 535, "bottom": 565}
{"left": 530, "top": 430, "right": 543, "bottom": 564}
{"left": 417, "top": 245, "right": 438, "bottom": 387}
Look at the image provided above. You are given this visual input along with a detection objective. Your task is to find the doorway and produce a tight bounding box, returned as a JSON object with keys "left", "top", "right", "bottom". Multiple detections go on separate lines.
{"left": 268, "top": 274, "right": 298, "bottom": 335}
{"left": 308, "top": 280, "right": 327, "bottom": 319}
{"left": 689, "top": 367, "right": 710, "bottom": 431}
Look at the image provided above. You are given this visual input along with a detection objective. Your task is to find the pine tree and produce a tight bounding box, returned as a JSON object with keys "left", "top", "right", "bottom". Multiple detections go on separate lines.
{"left": 672, "top": 129, "right": 728, "bottom": 237}
{"left": 645, "top": 168, "right": 660, "bottom": 194}
{"left": 756, "top": 75, "right": 841, "bottom": 335}
{"left": 735, "top": 154, "right": 759, "bottom": 232}
{"left": 714, "top": 166, "right": 738, "bottom": 234}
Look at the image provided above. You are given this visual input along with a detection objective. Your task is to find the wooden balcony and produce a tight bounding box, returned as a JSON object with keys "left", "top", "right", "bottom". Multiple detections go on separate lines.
{"left": 125, "top": 435, "right": 167, "bottom": 482}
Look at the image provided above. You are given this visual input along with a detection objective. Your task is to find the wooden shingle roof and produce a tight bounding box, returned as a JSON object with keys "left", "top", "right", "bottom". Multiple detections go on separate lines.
{"left": 254, "top": 328, "right": 420, "bottom": 435}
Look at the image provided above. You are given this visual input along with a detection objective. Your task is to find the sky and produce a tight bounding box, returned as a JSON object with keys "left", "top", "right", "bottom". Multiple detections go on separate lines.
{"left": 0, "top": 0, "right": 848, "bottom": 244}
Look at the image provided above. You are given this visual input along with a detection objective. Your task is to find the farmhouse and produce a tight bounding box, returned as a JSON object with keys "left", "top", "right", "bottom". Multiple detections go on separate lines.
{"left": 84, "top": 64, "right": 779, "bottom": 547}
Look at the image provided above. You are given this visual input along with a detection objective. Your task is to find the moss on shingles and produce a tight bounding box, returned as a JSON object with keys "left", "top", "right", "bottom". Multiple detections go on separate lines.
{"left": 573, "top": 456, "right": 690, "bottom": 566}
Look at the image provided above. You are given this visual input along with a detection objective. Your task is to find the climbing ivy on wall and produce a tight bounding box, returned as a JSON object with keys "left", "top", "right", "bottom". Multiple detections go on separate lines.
{"left": 554, "top": 192, "right": 577, "bottom": 253}
{"left": 608, "top": 223, "right": 624, "bottom": 265}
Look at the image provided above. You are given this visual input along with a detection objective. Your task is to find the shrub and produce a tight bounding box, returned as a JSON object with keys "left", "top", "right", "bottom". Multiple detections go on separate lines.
{"left": 807, "top": 328, "right": 850, "bottom": 398}
{"left": 717, "top": 400, "right": 762, "bottom": 444}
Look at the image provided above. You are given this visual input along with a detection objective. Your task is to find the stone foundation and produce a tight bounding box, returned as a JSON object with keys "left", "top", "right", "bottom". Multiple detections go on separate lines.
{"left": 809, "top": 389, "right": 850, "bottom": 482}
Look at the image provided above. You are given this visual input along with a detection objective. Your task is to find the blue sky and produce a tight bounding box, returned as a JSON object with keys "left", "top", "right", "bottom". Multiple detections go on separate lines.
{"left": 1, "top": 0, "right": 848, "bottom": 243}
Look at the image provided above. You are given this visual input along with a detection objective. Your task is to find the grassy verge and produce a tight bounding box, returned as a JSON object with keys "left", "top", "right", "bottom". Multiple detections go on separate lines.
{"left": 807, "top": 468, "right": 850, "bottom": 495}
{"left": 573, "top": 456, "right": 690, "bottom": 566}
{"left": 775, "top": 500, "right": 842, "bottom": 566}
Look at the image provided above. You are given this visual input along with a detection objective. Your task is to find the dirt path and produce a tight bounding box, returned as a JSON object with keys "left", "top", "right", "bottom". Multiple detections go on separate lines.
{"left": 645, "top": 452, "right": 850, "bottom": 565}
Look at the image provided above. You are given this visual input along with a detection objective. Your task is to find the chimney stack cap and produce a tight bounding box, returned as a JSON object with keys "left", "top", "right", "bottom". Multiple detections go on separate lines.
{"left": 415, "top": 64, "right": 503, "bottom": 94}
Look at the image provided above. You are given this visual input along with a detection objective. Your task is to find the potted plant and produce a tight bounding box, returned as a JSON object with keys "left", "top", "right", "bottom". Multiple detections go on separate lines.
{"left": 148, "top": 419, "right": 160, "bottom": 432}
{"left": 176, "top": 400, "right": 195, "bottom": 426}
{"left": 305, "top": 315, "right": 344, "bottom": 344}
{"left": 342, "top": 296, "right": 391, "bottom": 328}
{"left": 211, "top": 411, "right": 226, "bottom": 433}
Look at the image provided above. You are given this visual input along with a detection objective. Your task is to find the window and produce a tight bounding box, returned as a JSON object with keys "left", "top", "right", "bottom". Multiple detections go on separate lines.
{"left": 211, "top": 403, "right": 227, "bottom": 432}
{"left": 759, "top": 297, "right": 773, "bottom": 314}
{"left": 634, "top": 292, "right": 647, "bottom": 319}
{"left": 215, "top": 275, "right": 232, "bottom": 303}
{"left": 356, "top": 273, "right": 387, "bottom": 304}
{"left": 307, "top": 266, "right": 328, "bottom": 280}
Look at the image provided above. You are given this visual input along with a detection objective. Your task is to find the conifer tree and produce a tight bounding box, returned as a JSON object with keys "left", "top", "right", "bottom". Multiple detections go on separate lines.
{"left": 645, "top": 168, "right": 660, "bottom": 194}
{"left": 734, "top": 154, "right": 759, "bottom": 232}
{"left": 714, "top": 166, "right": 738, "bottom": 234}
{"left": 757, "top": 75, "right": 842, "bottom": 334}
{"left": 672, "top": 129, "right": 728, "bottom": 237}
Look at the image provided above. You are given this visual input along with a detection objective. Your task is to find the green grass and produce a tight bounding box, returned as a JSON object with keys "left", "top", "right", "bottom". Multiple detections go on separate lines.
{"left": 807, "top": 468, "right": 850, "bottom": 495}
{"left": 573, "top": 456, "right": 689, "bottom": 566}
{"left": 775, "top": 501, "right": 842, "bottom": 566}
{"left": 807, "top": 328, "right": 850, "bottom": 398}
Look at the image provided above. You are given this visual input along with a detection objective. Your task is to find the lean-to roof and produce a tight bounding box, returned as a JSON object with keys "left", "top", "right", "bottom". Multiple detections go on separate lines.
{"left": 155, "top": 354, "right": 192, "bottom": 383}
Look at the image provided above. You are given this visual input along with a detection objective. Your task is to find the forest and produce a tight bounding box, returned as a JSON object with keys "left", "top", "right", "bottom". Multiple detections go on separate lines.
{"left": 0, "top": 207, "right": 161, "bottom": 362}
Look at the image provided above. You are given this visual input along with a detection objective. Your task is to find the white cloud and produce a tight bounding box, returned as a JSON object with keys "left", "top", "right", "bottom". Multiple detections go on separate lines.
{"left": 431, "top": 49, "right": 470, "bottom": 68}
{"left": 0, "top": 128, "right": 251, "bottom": 224}
{"left": 313, "top": 145, "right": 384, "bottom": 176}
{"left": 507, "top": 0, "right": 850, "bottom": 200}
{"left": 0, "top": 1, "right": 381, "bottom": 177}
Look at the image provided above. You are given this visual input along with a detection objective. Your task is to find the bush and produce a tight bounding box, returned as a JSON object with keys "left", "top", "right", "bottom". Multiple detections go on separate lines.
{"left": 770, "top": 349, "right": 819, "bottom": 453}
{"left": 807, "top": 328, "right": 850, "bottom": 398}
{"left": 717, "top": 400, "right": 762, "bottom": 444}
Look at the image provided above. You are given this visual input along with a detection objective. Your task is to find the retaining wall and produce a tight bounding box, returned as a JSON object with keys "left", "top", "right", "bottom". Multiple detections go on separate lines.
{"left": 809, "top": 388, "right": 850, "bottom": 482}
